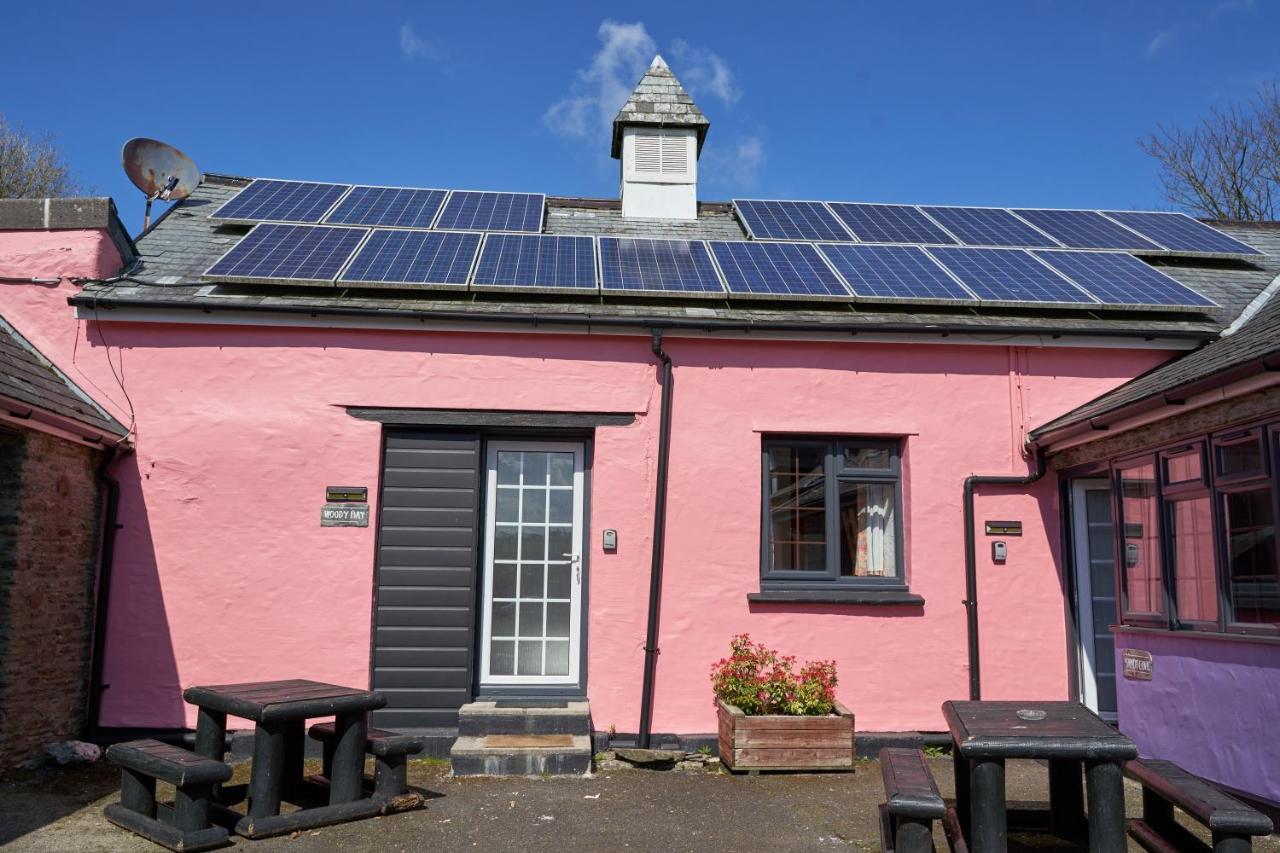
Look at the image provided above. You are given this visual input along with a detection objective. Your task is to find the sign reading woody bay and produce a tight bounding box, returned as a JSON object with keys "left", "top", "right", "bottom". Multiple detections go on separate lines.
{"left": 1122, "top": 648, "right": 1153, "bottom": 681}
{"left": 321, "top": 503, "right": 370, "bottom": 527}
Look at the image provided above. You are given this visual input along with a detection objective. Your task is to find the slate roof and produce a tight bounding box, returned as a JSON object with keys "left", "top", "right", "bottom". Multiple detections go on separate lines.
{"left": 1031, "top": 222, "right": 1280, "bottom": 442}
{"left": 69, "top": 174, "right": 1280, "bottom": 343}
{"left": 611, "top": 55, "right": 710, "bottom": 159}
{"left": 0, "top": 313, "right": 128, "bottom": 439}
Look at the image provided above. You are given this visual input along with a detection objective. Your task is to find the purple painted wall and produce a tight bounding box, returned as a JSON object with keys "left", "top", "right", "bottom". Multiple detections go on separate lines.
{"left": 1115, "top": 628, "right": 1280, "bottom": 804}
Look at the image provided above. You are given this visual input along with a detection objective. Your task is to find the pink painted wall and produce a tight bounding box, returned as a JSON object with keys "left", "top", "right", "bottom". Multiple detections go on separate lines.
{"left": 1, "top": 245, "right": 1176, "bottom": 734}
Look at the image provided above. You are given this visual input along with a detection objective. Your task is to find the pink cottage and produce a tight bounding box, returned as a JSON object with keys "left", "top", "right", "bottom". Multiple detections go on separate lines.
{"left": 2, "top": 58, "right": 1278, "bottom": 799}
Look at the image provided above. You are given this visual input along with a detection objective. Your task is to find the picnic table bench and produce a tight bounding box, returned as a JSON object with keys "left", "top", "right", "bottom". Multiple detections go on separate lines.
{"left": 1126, "top": 758, "right": 1273, "bottom": 853}
{"left": 183, "top": 678, "right": 420, "bottom": 839}
{"left": 878, "top": 747, "right": 947, "bottom": 853}
{"left": 104, "top": 739, "right": 232, "bottom": 852}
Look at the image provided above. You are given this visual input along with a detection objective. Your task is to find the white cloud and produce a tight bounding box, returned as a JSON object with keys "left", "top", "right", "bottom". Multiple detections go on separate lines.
{"left": 545, "top": 20, "right": 656, "bottom": 138}
{"left": 668, "top": 39, "right": 740, "bottom": 106}
{"left": 1145, "top": 29, "right": 1175, "bottom": 58}
{"left": 1209, "top": 0, "right": 1254, "bottom": 17}
{"left": 400, "top": 23, "right": 443, "bottom": 61}
{"left": 702, "top": 135, "right": 766, "bottom": 190}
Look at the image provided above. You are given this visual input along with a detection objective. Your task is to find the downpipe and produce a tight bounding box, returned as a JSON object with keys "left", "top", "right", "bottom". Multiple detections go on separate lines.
{"left": 962, "top": 448, "right": 1046, "bottom": 700}
{"left": 638, "top": 329, "right": 673, "bottom": 749}
{"left": 87, "top": 444, "right": 124, "bottom": 739}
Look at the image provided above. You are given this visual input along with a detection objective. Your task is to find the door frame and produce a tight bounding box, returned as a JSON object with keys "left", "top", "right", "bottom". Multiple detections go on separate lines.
{"left": 1070, "top": 477, "right": 1116, "bottom": 720}
{"left": 475, "top": 434, "right": 592, "bottom": 698}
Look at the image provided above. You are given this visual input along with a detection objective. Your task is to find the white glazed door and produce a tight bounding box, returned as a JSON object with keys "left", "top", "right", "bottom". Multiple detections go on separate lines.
{"left": 479, "top": 442, "right": 584, "bottom": 686}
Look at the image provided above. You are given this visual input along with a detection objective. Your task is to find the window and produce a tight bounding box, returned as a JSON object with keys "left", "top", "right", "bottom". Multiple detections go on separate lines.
{"left": 762, "top": 437, "right": 904, "bottom": 589}
{"left": 1113, "top": 424, "right": 1280, "bottom": 636}
{"left": 1118, "top": 461, "right": 1165, "bottom": 622}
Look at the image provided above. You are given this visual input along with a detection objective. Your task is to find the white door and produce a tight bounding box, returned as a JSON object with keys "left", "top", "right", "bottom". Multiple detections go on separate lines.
{"left": 1070, "top": 479, "right": 1119, "bottom": 721}
{"left": 479, "top": 442, "right": 585, "bottom": 686}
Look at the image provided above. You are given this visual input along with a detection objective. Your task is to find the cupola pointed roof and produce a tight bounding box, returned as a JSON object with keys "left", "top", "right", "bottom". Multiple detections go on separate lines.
{"left": 611, "top": 55, "right": 710, "bottom": 159}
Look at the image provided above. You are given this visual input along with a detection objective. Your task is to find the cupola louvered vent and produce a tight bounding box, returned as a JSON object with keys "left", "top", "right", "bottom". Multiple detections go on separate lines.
{"left": 633, "top": 132, "right": 689, "bottom": 176}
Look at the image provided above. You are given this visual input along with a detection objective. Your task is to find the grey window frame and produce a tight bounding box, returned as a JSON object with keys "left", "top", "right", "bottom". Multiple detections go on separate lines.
{"left": 760, "top": 436, "right": 907, "bottom": 592}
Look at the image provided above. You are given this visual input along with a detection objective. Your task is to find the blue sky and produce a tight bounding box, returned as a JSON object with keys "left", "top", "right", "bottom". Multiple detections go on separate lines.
{"left": 5, "top": 1, "right": 1277, "bottom": 231}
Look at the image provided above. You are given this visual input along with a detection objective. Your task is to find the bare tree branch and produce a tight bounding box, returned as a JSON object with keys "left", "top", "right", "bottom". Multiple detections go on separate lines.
{"left": 0, "top": 114, "right": 85, "bottom": 199}
{"left": 1140, "top": 82, "right": 1279, "bottom": 221}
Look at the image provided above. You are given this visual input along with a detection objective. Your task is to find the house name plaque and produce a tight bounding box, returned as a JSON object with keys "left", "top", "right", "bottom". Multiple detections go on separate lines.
{"left": 321, "top": 503, "right": 370, "bottom": 527}
{"left": 1122, "top": 648, "right": 1153, "bottom": 681}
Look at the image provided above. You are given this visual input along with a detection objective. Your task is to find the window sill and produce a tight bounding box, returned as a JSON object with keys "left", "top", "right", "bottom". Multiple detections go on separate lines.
{"left": 749, "top": 589, "right": 925, "bottom": 606}
{"left": 1112, "top": 624, "right": 1280, "bottom": 646}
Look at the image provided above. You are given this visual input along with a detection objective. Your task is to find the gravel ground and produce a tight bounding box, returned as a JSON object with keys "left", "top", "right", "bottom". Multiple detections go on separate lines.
{"left": 2, "top": 756, "right": 1277, "bottom": 852}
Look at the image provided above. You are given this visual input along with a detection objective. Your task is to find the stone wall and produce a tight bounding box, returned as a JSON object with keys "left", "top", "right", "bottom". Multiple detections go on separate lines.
{"left": 0, "top": 427, "right": 105, "bottom": 768}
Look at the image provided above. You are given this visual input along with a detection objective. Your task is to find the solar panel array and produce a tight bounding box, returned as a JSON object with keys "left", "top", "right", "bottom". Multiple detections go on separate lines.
{"left": 730, "top": 198, "right": 1261, "bottom": 256}
{"left": 203, "top": 177, "right": 1249, "bottom": 310}
{"left": 211, "top": 179, "right": 545, "bottom": 234}
{"left": 203, "top": 222, "right": 1219, "bottom": 311}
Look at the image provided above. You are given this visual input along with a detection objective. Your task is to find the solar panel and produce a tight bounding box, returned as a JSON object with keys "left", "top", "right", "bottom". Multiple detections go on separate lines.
{"left": 322, "top": 186, "right": 447, "bottom": 229}
{"left": 1012, "top": 209, "right": 1162, "bottom": 251}
{"left": 827, "top": 203, "right": 957, "bottom": 245}
{"left": 1100, "top": 211, "right": 1262, "bottom": 255}
{"left": 339, "top": 229, "right": 480, "bottom": 288}
{"left": 1033, "top": 251, "right": 1216, "bottom": 308}
{"left": 434, "top": 191, "right": 545, "bottom": 233}
{"left": 818, "top": 244, "right": 973, "bottom": 301}
{"left": 471, "top": 234, "right": 597, "bottom": 292}
{"left": 710, "top": 241, "right": 851, "bottom": 299}
{"left": 599, "top": 238, "right": 725, "bottom": 296}
{"left": 734, "top": 200, "right": 852, "bottom": 242}
{"left": 926, "top": 247, "right": 1094, "bottom": 305}
{"left": 203, "top": 223, "right": 367, "bottom": 284}
{"left": 920, "top": 206, "right": 1062, "bottom": 248}
{"left": 210, "top": 179, "right": 351, "bottom": 224}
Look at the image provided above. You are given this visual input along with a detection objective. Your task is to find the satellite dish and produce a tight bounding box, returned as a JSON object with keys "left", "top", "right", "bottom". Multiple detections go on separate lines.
{"left": 121, "top": 137, "right": 201, "bottom": 230}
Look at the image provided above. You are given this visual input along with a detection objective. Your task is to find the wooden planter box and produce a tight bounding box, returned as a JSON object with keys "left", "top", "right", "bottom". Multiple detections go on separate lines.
{"left": 716, "top": 698, "right": 855, "bottom": 772}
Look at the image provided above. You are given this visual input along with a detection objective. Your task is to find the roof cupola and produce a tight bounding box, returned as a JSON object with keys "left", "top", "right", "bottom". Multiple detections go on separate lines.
{"left": 611, "top": 55, "right": 709, "bottom": 221}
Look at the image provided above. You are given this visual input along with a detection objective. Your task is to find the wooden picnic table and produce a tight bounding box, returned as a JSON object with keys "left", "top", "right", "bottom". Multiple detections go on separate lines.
{"left": 183, "top": 679, "right": 387, "bottom": 838}
{"left": 942, "top": 700, "right": 1138, "bottom": 853}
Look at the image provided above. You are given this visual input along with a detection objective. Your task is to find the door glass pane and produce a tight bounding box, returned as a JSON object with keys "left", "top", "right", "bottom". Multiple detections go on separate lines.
{"left": 767, "top": 443, "right": 826, "bottom": 572}
{"left": 1224, "top": 488, "right": 1280, "bottom": 625}
{"left": 546, "top": 641, "right": 570, "bottom": 676}
{"left": 522, "top": 488, "right": 547, "bottom": 523}
{"left": 494, "top": 525, "right": 517, "bottom": 560}
{"left": 491, "top": 640, "right": 515, "bottom": 676}
{"left": 1169, "top": 496, "right": 1218, "bottom": 623}
{"left": 837, "top": 481, "right": 897, "bottom": 578}
{"left": 1120, "top": 463, "right": 1164, "bottom": 617}
{"left": 548, "top": 490, "right": 573, "bottom": 523}
{"left": 491, "top": 602, "right": 516, "bottom": 636}
{"left": 493, "top": 564, "right": 517, "bottom": 598}
{"left": 487, "top": 447, "right": 579, "bottom": 680}
{"left": 546, "top": 602, "right": 570, "bottom": 637}
{"left": 549, "top": 454, "right": 574, "bottom": 486}
{"left": 517, "top": 641, "right": 542, "bottom": 675}
{"left": 547, "top": 564, "right": 571, "bottom": 599}
{"left": 497, "top": 451, "right": 521, "bottom": 485}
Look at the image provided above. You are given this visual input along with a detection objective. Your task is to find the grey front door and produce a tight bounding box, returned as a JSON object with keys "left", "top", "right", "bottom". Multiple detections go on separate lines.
{"left": 371, "top": 431, "right": 481, "bottom": 729}
{"left": 1070, "top": 479, "right": 1118, "bottom": 721}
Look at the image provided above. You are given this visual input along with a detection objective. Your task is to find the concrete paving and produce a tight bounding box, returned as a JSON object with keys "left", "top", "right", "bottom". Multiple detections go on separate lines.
{"left": 3, "top": 757, "right": 1277, "bottom": 852}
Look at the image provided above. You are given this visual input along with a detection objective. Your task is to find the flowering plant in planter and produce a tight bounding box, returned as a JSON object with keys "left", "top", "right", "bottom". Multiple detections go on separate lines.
{"left": 711, "top": 634, "right": 853, "bottom": 772}
{"left": 710, "top": 634, "right": 838, "bottom": 716}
